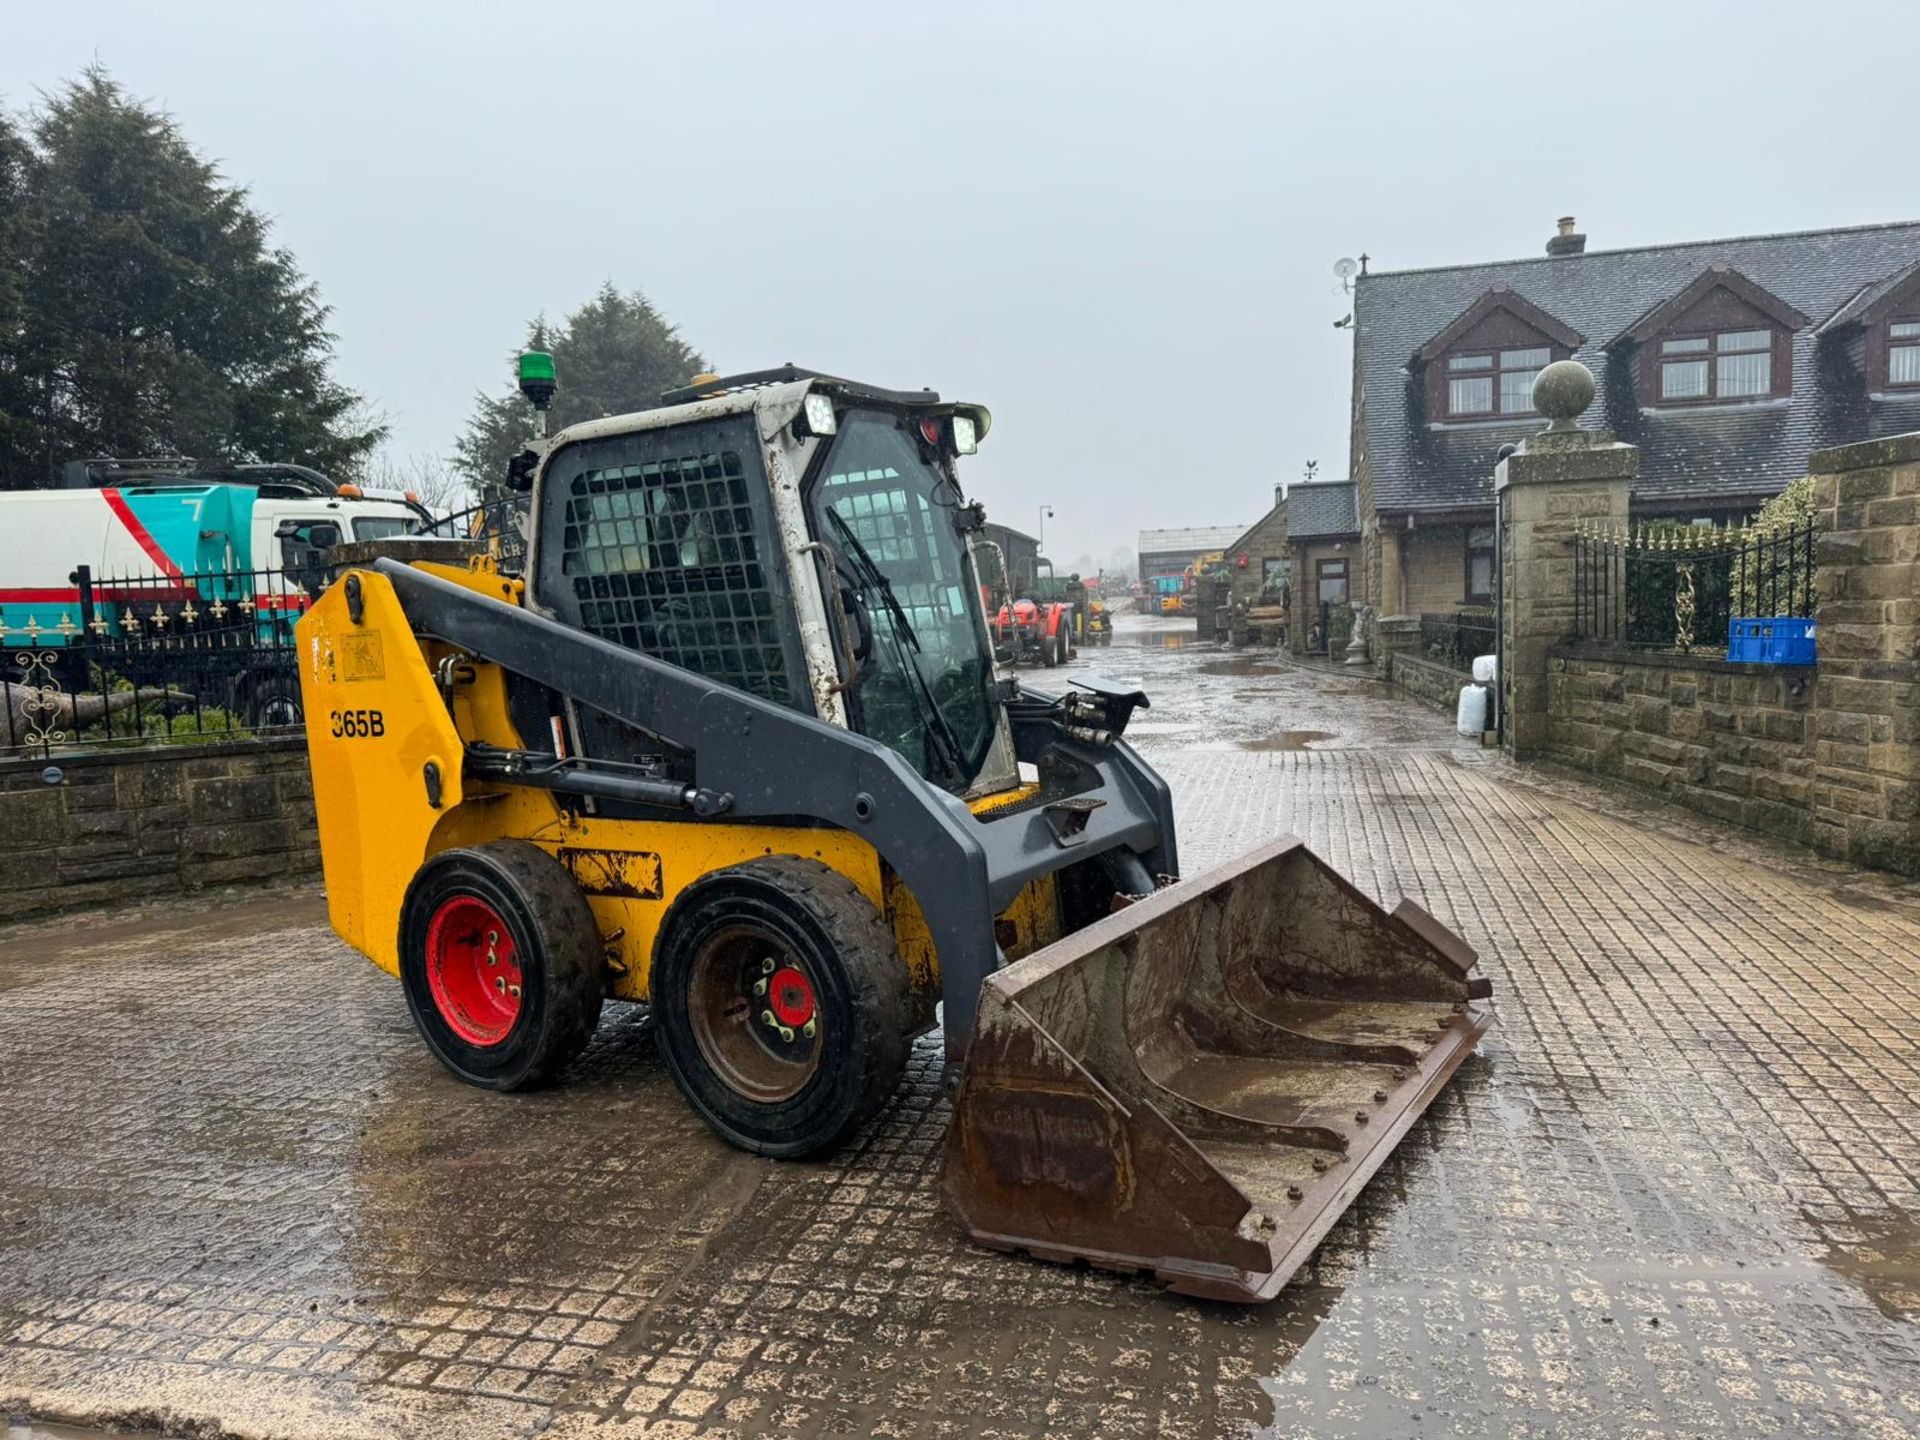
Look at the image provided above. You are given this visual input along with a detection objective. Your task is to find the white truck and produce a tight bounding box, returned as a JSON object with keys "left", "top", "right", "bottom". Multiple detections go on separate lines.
{"left": 0, "top": 460, "right": 431, "bottom": 725}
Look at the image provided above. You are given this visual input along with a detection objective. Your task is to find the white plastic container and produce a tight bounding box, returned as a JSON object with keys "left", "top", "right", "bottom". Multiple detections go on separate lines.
{"left": 1456, "top": 683, "right": 1488, "bottom": 736}
{"left": 1471, "top": 654, "right": 1498, "bottom": 684}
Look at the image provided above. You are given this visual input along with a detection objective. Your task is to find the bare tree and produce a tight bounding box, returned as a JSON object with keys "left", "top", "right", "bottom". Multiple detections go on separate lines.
{"left": 365, "top": 451, "right": 473, "bottom": 516}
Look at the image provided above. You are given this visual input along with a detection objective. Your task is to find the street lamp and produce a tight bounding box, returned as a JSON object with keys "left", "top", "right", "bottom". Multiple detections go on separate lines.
{"left": 1038, "top": 505, "right": 1054, "bottom": 553}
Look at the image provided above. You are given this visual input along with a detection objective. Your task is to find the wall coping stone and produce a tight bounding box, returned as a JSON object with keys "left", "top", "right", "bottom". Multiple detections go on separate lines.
{"left": 1809, "top": 431, "right": 1920, "bottom": 474}
{"left": 1496, "top": 439, "right": 1640, "bottom": 491}
{"left": 0, "top": 734, "right": 307, "bottom": 780}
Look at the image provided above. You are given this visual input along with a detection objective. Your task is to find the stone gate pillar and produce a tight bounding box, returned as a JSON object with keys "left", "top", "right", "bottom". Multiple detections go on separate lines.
{"left": 1806, "top": 433, "right": 1920, "bottom": 872}
{"left": 1497, "top": 362, "right": 1635, "bottom": 758}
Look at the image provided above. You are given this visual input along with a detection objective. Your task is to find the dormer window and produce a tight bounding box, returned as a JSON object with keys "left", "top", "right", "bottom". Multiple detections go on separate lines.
{"left": 1447, "top": 348, "right": 1551, "bottom": 417}
{"left": 1889, "top": 319, "right": 1920, "bottom": 388}
{"left": 1658, "top": 329, "right": 1773, "bottom": 402}
{"left": 1615, "top": 266, "right": 1806, "bottom": 409}
{"left": 1415, "top": 288, "right": 1583, "bottom": 427}
{"left": 1814, "top": 261, "right": 1920, "bottom": 393}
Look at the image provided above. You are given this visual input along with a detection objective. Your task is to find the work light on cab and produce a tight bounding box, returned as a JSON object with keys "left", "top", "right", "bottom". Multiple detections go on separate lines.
{"left": 796, "top": 391, "right": 838, "bottom": 438}
{"left": 916, "top": 414, "right": 979, "bottom": 456}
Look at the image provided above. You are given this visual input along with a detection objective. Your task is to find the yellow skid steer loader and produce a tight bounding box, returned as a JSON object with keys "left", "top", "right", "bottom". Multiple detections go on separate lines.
{"left": 296, "top": 360, "right": 1490, "bottom": 1302}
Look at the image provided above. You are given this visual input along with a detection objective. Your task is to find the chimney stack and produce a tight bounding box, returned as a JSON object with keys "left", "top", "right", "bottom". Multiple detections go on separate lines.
{"left": 1546, "top": 215, "right": 1587, "bottom": 257}
{"left": 1275, "top": 482, "right": 1286, "bottom": 507}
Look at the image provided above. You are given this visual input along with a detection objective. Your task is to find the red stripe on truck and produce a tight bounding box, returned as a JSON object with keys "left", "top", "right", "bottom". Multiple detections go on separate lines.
{"left": 0, "top": 587, "right": 85, "bottom": 604}
{"left": 0, "top": 584, "right": 205, "bottom": 605}
{"left": 101, "top": 489, "right": 186, "bottom": 578}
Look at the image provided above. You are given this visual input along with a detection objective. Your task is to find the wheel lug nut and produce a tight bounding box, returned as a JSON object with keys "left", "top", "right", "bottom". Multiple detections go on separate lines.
{"left": 778, "top": 1025, "right": 795, "bottom": 1043}
{"left": 754, "top": 978, "right": 768, "bottom": 996}
{"left": 761, "top": 1009, "right": 777, "bottom": 1029}
{"left": 762, "top": 958, "right": 776, "bottom": 975}
{"left": 508, "top": 984, "right": 521, "bottom": 998}
{"left": 487, "top": 931, "right": 499, "bottom": 944}
{"left": 803, "top": 1020, "right": 816, "bottom": 1039}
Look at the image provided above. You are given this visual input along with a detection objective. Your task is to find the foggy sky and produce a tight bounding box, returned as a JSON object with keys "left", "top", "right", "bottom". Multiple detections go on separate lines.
{"left": 7, "top": 0, "right": 1915, "bottom": 568}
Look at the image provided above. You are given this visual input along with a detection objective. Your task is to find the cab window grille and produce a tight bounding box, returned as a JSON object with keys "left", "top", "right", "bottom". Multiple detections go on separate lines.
{"left": 558, "top": 448, "right": 794, "bottom": 706}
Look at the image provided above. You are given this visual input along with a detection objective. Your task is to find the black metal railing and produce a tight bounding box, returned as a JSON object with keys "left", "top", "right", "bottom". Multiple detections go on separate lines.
{"left": 1571, "top": 520, "right": 1817, "bottom": 651}
{"left": 1, "top": 563, "right": 312, "bottom": 757}
{"left": 1420, "top": 610, "right": 1496, "bottom": 671}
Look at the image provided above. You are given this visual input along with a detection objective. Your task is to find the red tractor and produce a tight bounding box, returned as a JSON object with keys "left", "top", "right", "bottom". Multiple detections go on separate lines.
{"left": 990, "top": 556, "right": 1076, "bottom": 667}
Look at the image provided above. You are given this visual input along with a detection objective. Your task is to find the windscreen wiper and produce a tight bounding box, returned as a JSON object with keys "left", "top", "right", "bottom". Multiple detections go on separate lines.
{"left": 825, "top": 510, "right": 968, "bottom": 782}
{"left": 828, "top": 512, "right": 920, "bottom": 653}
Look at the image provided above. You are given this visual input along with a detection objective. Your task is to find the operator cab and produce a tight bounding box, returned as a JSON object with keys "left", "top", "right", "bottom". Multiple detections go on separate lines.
{"left": 522, "top": 367, "right": 1015, "bottom": 799}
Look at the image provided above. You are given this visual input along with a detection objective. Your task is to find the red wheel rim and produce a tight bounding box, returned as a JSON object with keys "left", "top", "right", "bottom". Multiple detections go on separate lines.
{"left": 767, "top": 965, "right": 816, "bottom": 1028}
{"left": 425, "top": 895, "right": 522, "bottom": 1046}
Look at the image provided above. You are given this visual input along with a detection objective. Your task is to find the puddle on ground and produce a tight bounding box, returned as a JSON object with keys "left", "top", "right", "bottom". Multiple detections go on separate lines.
{"left": 1817, "top": 1210, "right": 1920, "bottom": 1322}
{"left": 1197, "top": 656, "right": 1273, "bottom": 677}
{"left": 1119, "top": 628, "right": 1198, "bottom": 648}
{"left": 1239, "top": 730, "right": 1336, "bottom": 751}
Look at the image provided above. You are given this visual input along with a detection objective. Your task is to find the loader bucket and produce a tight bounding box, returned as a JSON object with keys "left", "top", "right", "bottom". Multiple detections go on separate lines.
{"left": 942, "top": 834, "right": 1492, "bottom": 1303}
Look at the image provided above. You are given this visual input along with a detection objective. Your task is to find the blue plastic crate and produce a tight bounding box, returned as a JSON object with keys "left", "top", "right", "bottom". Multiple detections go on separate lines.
{"left": 1728, "top": 617, "right": 1815, "bottom": 666}
{"left": 1727, "top": 619, "right": 1767, "bottom": 663}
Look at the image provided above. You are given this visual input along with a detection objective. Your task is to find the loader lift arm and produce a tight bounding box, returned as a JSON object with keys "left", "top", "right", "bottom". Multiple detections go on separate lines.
{"left": 368, "top": 559, "right": 1176, "bottom": 1061}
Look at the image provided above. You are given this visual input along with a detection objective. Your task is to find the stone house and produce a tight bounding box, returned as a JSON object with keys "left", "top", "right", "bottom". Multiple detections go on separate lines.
{"left": 1219, "top": 490, "right": 1289, "bottom": 607}
{"left": 1348, "top": 216, "right": 1920, "bottom": 620}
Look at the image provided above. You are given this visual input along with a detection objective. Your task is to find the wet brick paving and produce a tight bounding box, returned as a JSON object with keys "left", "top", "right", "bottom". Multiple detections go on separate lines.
{"left": 2, "top": 614, "right": 1917, "bottom": 1438}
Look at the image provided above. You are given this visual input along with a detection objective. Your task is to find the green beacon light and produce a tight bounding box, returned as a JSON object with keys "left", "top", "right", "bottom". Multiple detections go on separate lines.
{"left": 518, "top": 350, "right": 557, "bottom": 440}
{"left": 518, "top": 351, "right": 557, "bottom": 409}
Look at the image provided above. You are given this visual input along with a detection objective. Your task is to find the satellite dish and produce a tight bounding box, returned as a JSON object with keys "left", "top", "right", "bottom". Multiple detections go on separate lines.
{"left": 1333, "top": 257, "right": 1359, "bottom": 281}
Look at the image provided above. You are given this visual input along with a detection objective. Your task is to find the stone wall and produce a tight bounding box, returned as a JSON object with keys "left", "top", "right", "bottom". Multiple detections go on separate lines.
{"left": 0, "top": 738, "right": 320, "bottom": 923}
{"left": 1535, "top": 431, "right": 1919, "bottom": 873}
{"left": 1547, "top": 648, "right": 1821, "bottom": 843}
{"left": 1400, "top": 523, "right": 1473, "bottom": 613}
{"left": 1384, "top": 651, "right": 1467, "bottom": 715}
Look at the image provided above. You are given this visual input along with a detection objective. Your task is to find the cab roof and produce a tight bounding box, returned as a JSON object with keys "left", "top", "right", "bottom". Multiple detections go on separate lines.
{"left": 547, "top": 367, "right": 989, "bottom": 451}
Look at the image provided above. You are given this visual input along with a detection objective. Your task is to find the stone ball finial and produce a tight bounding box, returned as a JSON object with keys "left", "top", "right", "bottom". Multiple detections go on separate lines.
{"left": 1533, "top": 360, "right": 1595, "bottom": 430}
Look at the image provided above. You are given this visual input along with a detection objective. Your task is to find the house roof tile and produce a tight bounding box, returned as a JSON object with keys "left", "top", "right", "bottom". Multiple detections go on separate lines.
{"left": 1287, "top": 482, "right": 1359, "bottom": 538}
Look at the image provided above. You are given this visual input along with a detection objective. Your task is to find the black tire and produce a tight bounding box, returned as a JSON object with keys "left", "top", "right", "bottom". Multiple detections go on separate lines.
{"left": 398, "top": 840, "right": 605, "bottom": 1091}
{"left": 1040, "top": 626, "right": 1059, "bottom": 667}
{"left": 652, "top": 856, "right": 911, "bottom": 1159}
